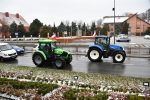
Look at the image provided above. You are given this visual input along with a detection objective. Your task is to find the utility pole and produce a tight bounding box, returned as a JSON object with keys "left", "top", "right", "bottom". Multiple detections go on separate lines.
{"left": 113, "top": 0, "right": 116, "bottom": 44}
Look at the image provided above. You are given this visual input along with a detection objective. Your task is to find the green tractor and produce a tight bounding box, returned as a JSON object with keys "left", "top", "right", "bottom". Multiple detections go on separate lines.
{"left": 32, "top": 39, "right": 72, "bottom": 68}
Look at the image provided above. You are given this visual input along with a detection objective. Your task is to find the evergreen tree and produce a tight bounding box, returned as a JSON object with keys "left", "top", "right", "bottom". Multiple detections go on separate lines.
{"left": 51, "top": 23, "right": 57, "bottom": 34}
{"left": 66, "top": 24, "right": 71, "bottom": 36}
{"left": 91, "top": 22, "right": 96, "bottom": 33}
{"left": 71, "top": 22, "right": 77, "bottom": 36}
{"left": 58, "top": 22, "right": 66, "bottom": 36}
{"left": 81, "top": 23, "right": 87, "bottom": 36}
{"left": 18, "top": 23, "right": 26, "bottom": 37}
{"left": 29, "top": 19, "right": 43, "bottom": 37}
{"left": 40, "top": 25, "right": 51, "bottom": 37}
{"left": 9, "top": 22, "right": 17, "bottom": 37}
{"left": 121, "top": 21, "right": 129, "bottom": 34}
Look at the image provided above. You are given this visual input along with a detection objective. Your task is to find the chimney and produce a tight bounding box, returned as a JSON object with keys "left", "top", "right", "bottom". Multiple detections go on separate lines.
{"left": 5, "top": 12, "right": 9, "bottom": 17}
{"left": 16, "top": 13, "right": 19, "bottom": 18}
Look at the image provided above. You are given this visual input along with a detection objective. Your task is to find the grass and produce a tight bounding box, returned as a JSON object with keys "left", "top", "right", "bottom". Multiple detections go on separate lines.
{"left": 0, "top": 63, "right": 149, "bottom": 87}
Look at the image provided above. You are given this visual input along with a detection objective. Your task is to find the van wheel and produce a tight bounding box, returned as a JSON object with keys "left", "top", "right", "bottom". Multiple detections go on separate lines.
{"left": 32, "top": 53, "right": 44, "bottom": 66}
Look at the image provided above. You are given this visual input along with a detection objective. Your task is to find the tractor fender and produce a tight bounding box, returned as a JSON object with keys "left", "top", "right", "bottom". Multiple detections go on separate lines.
{"left": 34, "top": 51, "right": 47, "bottom": 60}
{"left": 89, "top": 44, "right": 103, "bottom": 51}
{"left": 111, "top": 50, "right": 126, "bottom": 57}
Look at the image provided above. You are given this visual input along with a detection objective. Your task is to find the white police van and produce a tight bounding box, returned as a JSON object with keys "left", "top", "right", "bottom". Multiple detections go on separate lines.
{"left": 0, "top": 43, "right": 17, "bottom": 60}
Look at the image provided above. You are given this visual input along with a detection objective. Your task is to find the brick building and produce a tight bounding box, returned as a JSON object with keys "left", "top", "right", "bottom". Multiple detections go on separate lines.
{"left": 0, "top": 12, "right": 29, "bottom": 38}
{"left": 102, "top": 14, "right": 150, "bottom": 35}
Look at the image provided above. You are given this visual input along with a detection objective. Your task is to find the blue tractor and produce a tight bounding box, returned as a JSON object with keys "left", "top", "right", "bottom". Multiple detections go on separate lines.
{"left": 87, "top": 36, "right": 126, "bottom": 63}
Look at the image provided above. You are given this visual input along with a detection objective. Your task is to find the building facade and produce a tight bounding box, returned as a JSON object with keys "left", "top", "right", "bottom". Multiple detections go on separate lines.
{"left": 0, "top": 12, "right": 29, "bottom": 38}
{"left": 127, "top": 14, "right": 150, "bottom": 35}
{"left": 102, "top": 14, "right": 150, "bottom": 35}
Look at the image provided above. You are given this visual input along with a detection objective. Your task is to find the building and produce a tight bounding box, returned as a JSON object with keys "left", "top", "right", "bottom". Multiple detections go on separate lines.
{"left": 102, "top": 14, "right": 150, "bottom": 35}
{"left": 0, "top": 12, "right": 29, "bottom": 38}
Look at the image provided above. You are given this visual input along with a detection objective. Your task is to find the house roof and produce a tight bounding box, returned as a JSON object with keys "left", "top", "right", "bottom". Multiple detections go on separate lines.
{"left": 102, "top": 16, "right": 129, "bottom": 24}
{"left": 0, "top": 12, "right": 29, "bottom": 27}
{"left": 126, "top": 13, "right": 150, "bottom": 26}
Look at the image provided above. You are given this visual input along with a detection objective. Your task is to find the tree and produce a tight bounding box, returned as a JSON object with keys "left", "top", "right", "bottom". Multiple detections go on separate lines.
{"left": 66, "top": 23, "right": 71, "bottom": 36}
{"left": 96, "top": 27, "right": 102, "bottom": 35}
{"left": 18, "top": 23, "right": 26, "bottom": 37}
{"left": 9, "top": 22, "right": 17, "bottom": 37}
{"left": 71, "top": 22, "right": 77, "bottom": 36}
{"left": 51, "top": 23, "right": 57, "bottom": 34}
{"left": 81, "top": 23, "right": 87, "bottom": 36}
{"left": 29, "top": 19, "right": 43, "bottom": 37}
{"left": 144, "top": 27, "right": 150, "bottom": 35}
{"left": 40, "top": 25, "right": 51, "bottom": 37}
{"left": 58, "top": 22, "right": 66, "bottom": 36}
{"left": 91, "top": 22, "right": 96, "bottom": 34}
{"left": 121, "top": 21, "right": 129, "bottom": 34}
{"left": 101, "top": 24, "right": 109, "bottom": 35}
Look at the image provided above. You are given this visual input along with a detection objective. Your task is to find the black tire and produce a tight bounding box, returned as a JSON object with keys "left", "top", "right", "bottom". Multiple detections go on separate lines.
{"left": 113, "top": 52, "right": 126, "bottom": 63}
{"left": 66, "top": 55, "right": 72, "bottom": 64}
{"left": 87, "top": 48, "right": 102, "bottom": 62}
{"left": 54, "top": 58, "right": 65, "bottom": 69}
{"left": 32, "top": 53, "right": 45, "bottom": 66}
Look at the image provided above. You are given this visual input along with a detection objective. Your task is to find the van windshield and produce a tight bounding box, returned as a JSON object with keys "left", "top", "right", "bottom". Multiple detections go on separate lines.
{"left": 0, "top": 44, "right": 12, "bottom": 51}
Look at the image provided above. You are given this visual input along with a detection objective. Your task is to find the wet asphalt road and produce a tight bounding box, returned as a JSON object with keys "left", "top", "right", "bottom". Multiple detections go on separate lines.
{"left": 3, "top": 53, "right": 150, "bottom": 78}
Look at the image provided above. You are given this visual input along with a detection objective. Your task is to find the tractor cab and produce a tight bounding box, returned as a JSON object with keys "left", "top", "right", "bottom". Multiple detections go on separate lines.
{"left": 38, "top": 39, "right": 57, "bottom": 57}
{"left": 95, "top": 36, "right": 110, "bottom": 51}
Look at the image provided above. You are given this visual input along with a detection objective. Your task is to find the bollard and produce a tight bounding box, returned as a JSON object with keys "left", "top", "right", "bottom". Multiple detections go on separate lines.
{"left": 30, "top": 35, "right": 32, "bottom": 40}
{"left": 9, "top": 36, "right": 11, "bottom": 41}
{"left": 75, "top": 46, "right": 78, "bottom": 52}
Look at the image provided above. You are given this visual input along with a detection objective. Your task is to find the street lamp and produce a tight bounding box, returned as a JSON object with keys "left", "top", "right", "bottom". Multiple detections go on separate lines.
{"left": 112, "top": 0, "right": 116, "bottom": 44}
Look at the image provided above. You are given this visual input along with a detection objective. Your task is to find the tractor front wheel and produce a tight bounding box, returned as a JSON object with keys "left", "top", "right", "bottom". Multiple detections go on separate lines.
{"left": 32, "top": 53, "right": 45, "bottom": 66}
{"left": 87, "top": 48, "right": 102, "bottom": 62}
{"left": 113, "top": 52, "right": 126, "bottom": 63}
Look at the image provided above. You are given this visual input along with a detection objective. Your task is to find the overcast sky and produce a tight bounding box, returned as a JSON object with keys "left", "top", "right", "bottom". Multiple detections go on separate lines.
{"left": 0, "top": 0, "right": 150, "bottom": 26}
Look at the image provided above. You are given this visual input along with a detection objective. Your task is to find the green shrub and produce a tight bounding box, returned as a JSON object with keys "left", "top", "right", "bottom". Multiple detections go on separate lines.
{"left": 64, "top": 89, "right": 78, "bottom": 100}
{"left": 0, "top": 78, "right": 58, "bottom": 95}
{"left": 127, "top": 95, "right": 149, "bottom": 100}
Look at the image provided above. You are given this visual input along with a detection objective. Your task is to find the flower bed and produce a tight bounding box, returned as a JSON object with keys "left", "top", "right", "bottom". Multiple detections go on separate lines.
{"left": 0, "top": 63, "right": 150, "bottom": 99}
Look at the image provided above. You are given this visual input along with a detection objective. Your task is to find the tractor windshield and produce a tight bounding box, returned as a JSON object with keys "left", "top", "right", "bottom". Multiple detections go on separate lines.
{"left": 51, "top": 42, "right": 57, "bottom": 49}
{"left": 95, "top": 38, "right": 107, "bottom": 45}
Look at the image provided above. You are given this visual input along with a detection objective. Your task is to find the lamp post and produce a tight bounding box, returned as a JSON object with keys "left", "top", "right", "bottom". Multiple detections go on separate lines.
{"left": 112, "top": 0, "right": 116, "bottom": 44}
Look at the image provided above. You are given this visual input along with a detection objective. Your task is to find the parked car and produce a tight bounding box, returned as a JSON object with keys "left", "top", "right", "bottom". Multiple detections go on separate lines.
{"left": 0, "top": 43, "right": 17, "bottom": 60}
{"left": 12, "top": 45, "right": 25, "bottom": 55}
{"left": 144, "top": 35, "right": 150, "bottom": 39}
{"left": 116, "top": 34, "right": 131, "bottom": 42}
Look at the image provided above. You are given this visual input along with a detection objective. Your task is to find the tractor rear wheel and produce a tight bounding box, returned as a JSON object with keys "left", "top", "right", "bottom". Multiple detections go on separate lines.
{"left": 87, "top": 48, "right": 102, "bottom": 62}
{"left": 54, "top": 58, "right": 65, "bottom": 68}
{"left": 32, "top": 53, "right": 45, "bottom": 66}
{"left": 113, "top": 52, "right": 126, "bottom": 63}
